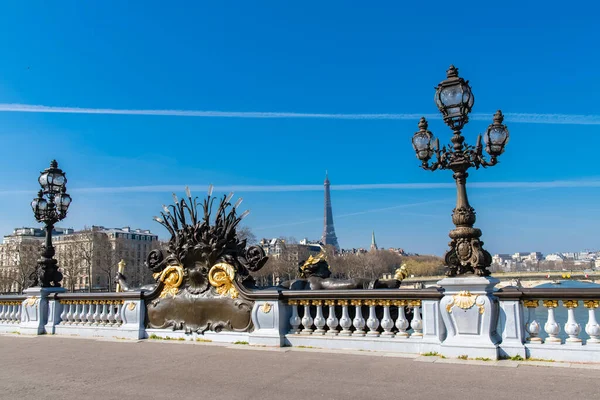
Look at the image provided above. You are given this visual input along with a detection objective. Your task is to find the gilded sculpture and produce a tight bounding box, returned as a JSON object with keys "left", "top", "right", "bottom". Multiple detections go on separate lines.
{"left": 115, "top": 186, "right": 268, "bottom": 333}
{"left": 279, "top": 247, "right": 407, "bottom": 290}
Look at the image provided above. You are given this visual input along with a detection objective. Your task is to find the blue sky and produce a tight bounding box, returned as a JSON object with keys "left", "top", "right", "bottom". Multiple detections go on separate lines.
{"left": 0, "top": 1, "right": 599, "bottom": 256}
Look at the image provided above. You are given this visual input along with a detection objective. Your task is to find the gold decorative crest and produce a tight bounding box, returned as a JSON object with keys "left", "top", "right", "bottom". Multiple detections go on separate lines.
{"left": 563, "top": 300, "right": 578, "bottom": 309}
{"left": 154, "top": 265, "right": 184, "bottom": 298}
{"left": 25, "top": 297, "right": 38, "bottom": 307}
{"left": 583, "top": 300, "right": 599, "bottom": 309}
{"left": 208, "top": 263, "right": 239, "bottom": 299}
{"left": 261, "top": 302, "right": 272, "bottom": 314}
{"left": 543, "top": 300, "right": 558, "bottom": 309}
{"left": 127, "top": 302, "right": 137, "bottom": 311}
{"left": 447, "top": 291, "right": 477, "bottom": 312}
{"left": 408, "top": 300, "right": 422, "bottom": 308}
{"left": 523, "top": 300, "right": 539, "bottom": 308}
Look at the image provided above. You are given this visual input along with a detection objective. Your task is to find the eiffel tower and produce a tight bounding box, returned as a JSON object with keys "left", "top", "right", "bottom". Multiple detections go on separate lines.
{"left": 321, "top": 172, "right": 340, "bottom": 251}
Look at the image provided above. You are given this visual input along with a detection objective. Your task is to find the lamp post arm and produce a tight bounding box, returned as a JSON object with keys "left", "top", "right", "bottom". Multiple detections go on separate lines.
{"left": 470, "top": 143, "right": 498, "bottom": 169}
{"left": 421, "top": 146, "right": 450, "bottom": 172}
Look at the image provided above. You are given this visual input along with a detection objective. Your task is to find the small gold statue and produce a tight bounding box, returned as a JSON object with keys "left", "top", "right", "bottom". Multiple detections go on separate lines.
{"left": 115, "top": 259, "right": 126, "bottom": 292}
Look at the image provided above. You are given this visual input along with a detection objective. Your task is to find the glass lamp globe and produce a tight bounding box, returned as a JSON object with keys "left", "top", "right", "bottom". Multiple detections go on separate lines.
{"left": 39, "top": 160, "right": 67, "bottom": 195}
{"left": 434, "top": 65, "right": 474, "bottom": 131}
{"left": 412, "top": 117, "right": 434, "bottom": 161}
{"left": 484, "top": 110, "right": 510, "bottom": 156}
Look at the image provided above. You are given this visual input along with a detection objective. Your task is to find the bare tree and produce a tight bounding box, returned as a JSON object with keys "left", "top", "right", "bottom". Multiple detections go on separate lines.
{"left": 237, "top": 226, "right": 257, "bottom": 246}
{"left": 0, "top": 240, "right": 40, "bottom": 293}
{"left": 60, "top": 243, "right": 83, "bottom": 292}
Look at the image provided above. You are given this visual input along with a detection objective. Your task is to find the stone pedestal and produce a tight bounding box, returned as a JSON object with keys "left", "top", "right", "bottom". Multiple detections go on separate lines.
{"left": 20, "top": 287, "right": 66, "bottom": 335}
{"left": 438, "top": 276, "right": 501, "bottom": 359}
{"left": 249, "top": 300, "right": 288, "bottom": 347}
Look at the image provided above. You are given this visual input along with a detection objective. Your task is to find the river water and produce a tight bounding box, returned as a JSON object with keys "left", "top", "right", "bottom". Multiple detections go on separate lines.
{"left": 527, "top": 280, "right": 599, "bottom": 341}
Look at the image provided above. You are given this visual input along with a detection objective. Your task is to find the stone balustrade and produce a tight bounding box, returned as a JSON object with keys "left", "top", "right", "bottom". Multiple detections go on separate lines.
{"left": 496, "top": 286, "right": 600, "bottom": 362}
{"left": 50, "top": 292, "right": 145, "bottom": 339}
{"left": 287, "top": 298, "right": 424, "bottom": 337}
{"left": 246, "top": 288, "right": 445, "bottom": 354}
{"left": 0, "top": 296, "right": 25, "bottom": 331}
{"left": 58, "top": 299, "right": 124, "bottom": 327}
{"left": 2, "top": 281, "right": 600, "bottom": 363}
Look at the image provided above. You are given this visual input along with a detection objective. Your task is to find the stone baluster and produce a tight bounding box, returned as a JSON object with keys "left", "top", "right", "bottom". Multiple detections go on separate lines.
{"left": 101, "top": 302, "right": 109, "bottom": 325}
{"left": 563, "top": 300, "right": 582, "bottom": 344}
{"left": 15, "top": 303, "right": 21, "bottom": 322}
{"left": 59, "top": 301, "right": 68, "bottom": 324}
{"left": 74, "top": 302, "right": 83, "bottom": 325}
{"left": 85, "top": 301, "right": 94, "bottom": 324}
{"left": 393, "top": 300, "right": 409, "bottom": 337}
{"left": 351, "top": 300, "right": 365, "bottom": 336}
{"left": 543, "top": 300, "right": 561, "bottom": 344}
{"left": 107, "top": 301, "right": 116, "bottom": 326}
{"left": 92, "top": 301, "right": 101, "bottom": 325}
{"left": 8, "top": 304, "right": 15, "bottom": 322}
{"left": 0, "top": 303, "right": 5, "bottom": 321}
{"left": 288, "top": 300, "right": 301, "bottom": 334}
{"left": 115, "top": 301, "right": 123, "bottom": 326}
{"left": 584, "top": 300, "right": 600, "bottom": 344}
{"left": 379, "top": 300, "right": 394, "bottom": 336}
{"left": 410, "top": 300, "right": 423, "bottom": 338}
{"left": 79, "top": 301, "right": 87, "bottom": 325}
{"left": 365, "top": 300, "right": 380, "bottom": 337}
{"left": 65, "top": 302, "right": 74, "bottom": 324}
{"left": 6, "top": 304, "right": 12, "bottom": 322}
{"left": 300, "top": 300, "right": 313, "bottom": 334}
{"left": 523, "top": 300, "right": 542, "bottom": 343}
{"left": 312, "top": 300, "right": 326, "bottom": 335}
{"left": 325, "top": 300, "right": 339, "bottom": 335}
{"left": 338, "top": 300, "right": 352, "bottom": 336}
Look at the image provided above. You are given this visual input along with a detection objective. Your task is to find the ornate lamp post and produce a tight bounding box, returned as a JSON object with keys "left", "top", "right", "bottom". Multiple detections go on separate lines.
{"left": 412, "top": 66, "right": 509, "bottom": 277}
{"left": 30, "top": 160, "right": 72, "bottom": 287}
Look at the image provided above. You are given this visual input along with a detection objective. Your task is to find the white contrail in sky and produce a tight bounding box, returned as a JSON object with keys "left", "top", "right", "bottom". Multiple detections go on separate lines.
{"left": 1, "top": 179, "right": 600, "bottom": 195}
{"left": 0, "top": 103, "right": 599, "bottom": 125}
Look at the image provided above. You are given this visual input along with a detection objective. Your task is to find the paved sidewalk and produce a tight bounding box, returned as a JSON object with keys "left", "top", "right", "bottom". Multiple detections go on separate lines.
{"left": 0, "top": 335, "right": 598, "bottom": 400}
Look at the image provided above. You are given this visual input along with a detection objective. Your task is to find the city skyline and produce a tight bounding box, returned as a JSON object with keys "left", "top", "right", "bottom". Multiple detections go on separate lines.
{"left": 0, "top": 3, "right": 599, "bottom": 256}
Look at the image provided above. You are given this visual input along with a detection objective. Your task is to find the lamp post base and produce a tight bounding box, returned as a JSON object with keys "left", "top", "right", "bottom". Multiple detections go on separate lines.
{"left": 32, "top": 258, "right": 63, "bottom": 288}
{"left": 438, "top": 276, "right": 501, "bottom": 359}
{"left": 20, "top": 286, "right": 66, "bottom": 335}
{"left": 444, "top": 226, "right": 493, "bottom": 277}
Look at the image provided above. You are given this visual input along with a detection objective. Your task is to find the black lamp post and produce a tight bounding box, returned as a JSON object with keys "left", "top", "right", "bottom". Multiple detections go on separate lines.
{"left": 412, "top": 66, "right": 509, "bottom": 277}
{"left": 30, "top": 160, "right": 71, "bottom": 287}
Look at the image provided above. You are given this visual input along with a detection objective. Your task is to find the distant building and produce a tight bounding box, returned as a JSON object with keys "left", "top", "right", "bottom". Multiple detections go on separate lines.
{"left": 259, "top": 238, "right": 321, "bottom": 263}
{"left": 512, "top": 252, "right": 543, "bottom": 263}
{"left": 370, "top": 231, "right": 378, "bottom": 251}
{"left": 0, "top": 227, "right": 73, "bottom": 293}
{"left": 53, "top": 226, "right": 158, "bottom": 292}
{"left": 388, "top": 248, "right": 406, "bottom": 256}
{"left": 321, "top": 173, "right": 340, "bottom": 251}
{"left": 545, "top": 253, "right": 565, "bottom": 262}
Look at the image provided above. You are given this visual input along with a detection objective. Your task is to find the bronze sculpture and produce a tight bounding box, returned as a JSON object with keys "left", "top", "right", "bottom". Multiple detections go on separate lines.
{"left": 116, "top": 187, "right": 268, "bottom": 333}
{"left": 116, "top": 186, "right": 409, "bottom": 334}
{"left": 279, "top": 249, "right": 407, "bottom": 290}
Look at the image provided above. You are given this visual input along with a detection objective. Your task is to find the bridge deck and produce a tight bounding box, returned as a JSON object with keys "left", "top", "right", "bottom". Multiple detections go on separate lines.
{"left": 0, "top": 335, "right": 598, "bottom": 400}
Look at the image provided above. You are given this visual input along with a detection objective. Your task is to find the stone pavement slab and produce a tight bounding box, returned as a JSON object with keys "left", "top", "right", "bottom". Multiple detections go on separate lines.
{"left": 1, "top": 335, "right": 599, "bottom": 400}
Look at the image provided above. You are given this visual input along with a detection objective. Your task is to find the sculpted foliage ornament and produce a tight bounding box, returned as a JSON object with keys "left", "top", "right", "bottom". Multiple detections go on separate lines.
{"left": 116, "top": 186, "right": 268, "bottom": 333}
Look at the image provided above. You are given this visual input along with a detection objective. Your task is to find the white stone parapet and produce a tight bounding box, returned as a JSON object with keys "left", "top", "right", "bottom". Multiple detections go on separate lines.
{"left": 1, "top": 282, "right": 600, "bottom": 364}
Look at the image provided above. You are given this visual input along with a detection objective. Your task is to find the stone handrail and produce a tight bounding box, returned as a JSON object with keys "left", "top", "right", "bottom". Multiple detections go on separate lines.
{"left": 0, "top": 295, "right": 25, "bottom": 328}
